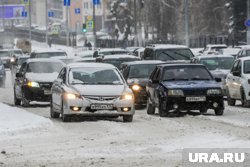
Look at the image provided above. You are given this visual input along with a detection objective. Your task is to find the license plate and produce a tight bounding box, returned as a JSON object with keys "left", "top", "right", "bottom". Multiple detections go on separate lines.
{"left": 44, "top": 90, "right": 51, "bottom": 95}
{"left": 90, "top": 104, "right": 113, "bottom": 110}
{"left": 186, "top": 96, "right": 206, "bottom": 102}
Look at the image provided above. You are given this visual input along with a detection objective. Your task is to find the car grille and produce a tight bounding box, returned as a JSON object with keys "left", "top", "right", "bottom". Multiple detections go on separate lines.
{"left": 84, "top": 96, "right": 120, "bottom": 101}
{"left": 183, "top": 89, "right": 207, "bottom": 96}
{"left": 39, "top": 82, "right": 53, "bottom": 89}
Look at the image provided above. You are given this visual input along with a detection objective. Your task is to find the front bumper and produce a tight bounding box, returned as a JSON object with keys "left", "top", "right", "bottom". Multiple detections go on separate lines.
{"left": 63, "top": 96, "right": 135, "bottom": 116}
{"left": 133, "top": 88, "right": 147, "bottom": 105}
{"left": 164, "top": 96, "right": 224, "bottom": 111}
{"left": 23, "top": 86, "right": 52, "bottom": 102}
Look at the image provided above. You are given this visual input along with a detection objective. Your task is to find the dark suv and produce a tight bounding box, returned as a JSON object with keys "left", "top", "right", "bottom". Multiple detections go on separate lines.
{"left": 146, "top": 64, "right": 224, "bottom": 117}
{"left": 142, "top": 44, "right": 194, "bottom": 61}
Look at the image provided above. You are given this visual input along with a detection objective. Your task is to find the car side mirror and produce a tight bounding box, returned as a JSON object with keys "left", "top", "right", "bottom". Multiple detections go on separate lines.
{"left": 215, "top": 78, "right": 222, "bottom": 82}
{"left": 152, "top": 79, "right": 159, "bottom": 84}
{"left": 16, "top": 72, "right": 23, "bottom": 78}
{"left": 232, "top": 71, "right": 241, "bottom": 77}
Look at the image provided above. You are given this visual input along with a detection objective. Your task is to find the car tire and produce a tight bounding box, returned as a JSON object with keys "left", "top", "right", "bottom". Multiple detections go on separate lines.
{"left": 61, "top": 100, "right": 70, "bottom": 122}
{"left": 146, "top": 98, "right": 155, "bottom": 115}
{"left": 241, "top": 89, "right": 250, "bottom": 107}
{"left": 50, "top": 101, "right": 60, "bottom": 118}
{"left": 14, "top": 88, "right": 21, "bottom": 105}
{"left": 158, "top": 99, "right": 168, "bottom": 117}
{"left": 123, "top": 115, "right": 133, "bottom": 122}
{"left": 226, "top": 89, "right": 235, "bottom": 106}
{"left": 21, "top": 91, "right": 29, "bottom": 107}
{"left": 215, "top": 109, "right": 224, "bottom": 116}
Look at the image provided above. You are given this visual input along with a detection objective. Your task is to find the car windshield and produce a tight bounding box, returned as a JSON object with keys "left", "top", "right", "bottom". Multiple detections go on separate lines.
{"left": 35, "top": 52, "right": 67, "bottom": 58}
{"left": 246, "top": 50, "right": 250, "bottom": 56}
{"left": 211, "top": 46, "right": 227, "bottom": 51}
{"left": 162, "top": 66, "right": 212, "bottom": 81}
{"left": 0, "top": 51, "right": 10, "bottom": 57}
{"left": 155, "top": 49, "right": 193, "bottom": 61}
{"left": 18, "top": 57, "right": 29, "bottom": 65}
{"left": 244, "top": 60, "right": 250, "bottom": 74}
{"left": 69, "top": 67, "right": 124, "bottom": 85}
{"left": 103, "top": 58, "right": 138, "bottom": 69}
{"left": 129, "top": 64, "right": 157, "bottom": 78}
{"left": 27, "top": 62, "right": 63, "bottom": 73}
{"left": 14, "top": 50, "right": 23, "bottom": 55}
{"left": 200, "top": 57, "right": 234, "bottom": 70}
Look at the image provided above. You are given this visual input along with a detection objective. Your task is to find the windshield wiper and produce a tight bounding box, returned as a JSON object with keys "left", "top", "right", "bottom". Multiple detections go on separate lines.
{"left": 161, "top": 52, "right": 177, "bottom": 60}
{"left": 173, "top": 52, "right": 190, "bottom": 60}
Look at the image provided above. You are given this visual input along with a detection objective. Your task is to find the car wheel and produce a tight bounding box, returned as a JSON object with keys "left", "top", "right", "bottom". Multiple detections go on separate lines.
{"left": 158, "top": 98, "right": 168, "bottom": 117}
{"left": 50, "top": 100, "right": 60, "bottom": 118}
{"left": 226, "top": 89, "right": 235, "bottom": 106}
{"left": 123, "top": 115, "right": 133, "bottom": 122}
{"left": 14, "top": 88, "right": 21, "bottom": 105}
{"left": 241, "top": 89, "right": 250, "bottom": 107}
{"left": 146, "top": 98, "right": 155, "bottom": 115}
{"left": 199, "top": 108, "right": 207, "bottom": 114}
{"left": 61, "top": 100, "right": 70, "bottom": 122}
{"left": 21, "top": 91, "right": 29, "bottom": 107}
{"left": 214, "top": 109, "right": 224, "bottom": 116}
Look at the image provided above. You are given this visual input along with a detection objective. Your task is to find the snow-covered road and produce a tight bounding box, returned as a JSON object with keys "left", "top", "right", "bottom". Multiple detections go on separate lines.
{"left": 0, "top": 68, "right": 250, "bottom": 167}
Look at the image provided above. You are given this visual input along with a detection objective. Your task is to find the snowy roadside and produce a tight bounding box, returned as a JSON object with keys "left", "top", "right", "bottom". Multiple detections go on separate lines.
{"left": 0, "top": 102, "right": 53, "bottom": 137}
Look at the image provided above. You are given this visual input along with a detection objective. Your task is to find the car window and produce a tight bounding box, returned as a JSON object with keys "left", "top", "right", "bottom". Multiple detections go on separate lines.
{"left": 244, "top": 60, "right": 250, "bottom": 74}
{"left": 128, "top": 64, "right": 157, "bottom": 78}
{"left": 35, "top": 52, "right": 67, "bottom": 58}
{"left": 144, "top": 48, "right": 153, "bottom": 60}
{"left": 236, "top": 60, "right": 242, "bottom": 74}
{"left": 162, "top": 66, "right": 212, "bottom": 81}
{"left": 69, "top": 67, "right": 123, "bottom": 85}
{"left": 200, "top": 57, "right": 234, "bottom": 70}
{"left": 153, "top": 68, "right": 161, "bottom": 81}
{"left": 0, "top": 51, "right": 10, "bottom": 57}
{"left": 58, "top": 67, "right": 66, "bottom": 80}
{"left": 231, "top": 60, "right": 239, "bottom": 73}
{"left": 27, "top": 62, "right": 63, "bottom": 73}
{"left": 19, "top": 62, "right": 27, "bottom": 73}
{"left": 155, "top": 49, "right": 193, "bottom": 61}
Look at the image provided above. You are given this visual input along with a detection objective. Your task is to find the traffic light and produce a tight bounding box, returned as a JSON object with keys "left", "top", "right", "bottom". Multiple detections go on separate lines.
{"left": 82, "top": 23, "right": 87, "bottom": 33}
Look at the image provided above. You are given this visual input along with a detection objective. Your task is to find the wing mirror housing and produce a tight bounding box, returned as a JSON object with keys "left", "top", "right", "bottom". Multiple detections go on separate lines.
{"left": 215, "top": 77, "right": 222, "bottom": 82}
{"left": 16, "top": 72, "right": 23, "bottom": 78}
{"left": 232, "top": 71, "right": 241, "bottom": 77}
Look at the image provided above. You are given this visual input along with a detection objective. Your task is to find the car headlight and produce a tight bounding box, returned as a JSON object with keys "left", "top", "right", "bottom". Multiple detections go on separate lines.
{"left": 131, "top": 85, "right": 141, "bottom": 91}
{"left": 207, "top": 89, "right": 222, "bottom": 95}
{"left": 10, "top": 58, "right": 15, "bottom": 63}
{"left": 27, "top": 81, "right": 40, "bottom": 88}
{"left": 121, "top": 92, "right": 134, "bottom": 100}
{"left": 64, "top": 93, "right": 81, "bottom": 99}
{"left": 168, "top": 89, "right": 184, "bottom": 96}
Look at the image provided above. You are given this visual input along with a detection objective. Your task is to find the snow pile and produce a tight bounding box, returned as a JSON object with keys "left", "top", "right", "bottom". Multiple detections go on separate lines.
{"left": 0, "top": 102, "right": 53, "bottom": 136}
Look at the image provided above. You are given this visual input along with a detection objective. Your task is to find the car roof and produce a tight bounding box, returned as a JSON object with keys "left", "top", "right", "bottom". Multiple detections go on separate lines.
{"left": 197, "top": 54, "right": 234, "bottom": 59}
{"left": 206, "top": 44, "right": 227, "bottom": 48}
{"left": 98, "top": 48, "right": 128, "bottom": 52}
{"left": 103, "top": 54, "right": 140, "bottom": 59}
{"left": 68, "top": 62, "right": 116, "bottom": 69}
{"left": 238, "top": 56, "right": 250, "bottom": 61}
{"left": 26, "top": 58, "right": 64, "bottom": 63}
{"left": 146, "top": 44, "right": 189, "bottom": 49}
{"left": 122, "top": 60, "right": 164, "bottom": 66}
{"left": 157, "top": 63, "right": 204, "bottom": 68}
{"left": 31, "top": 49, "right": 66, "bottom": 53}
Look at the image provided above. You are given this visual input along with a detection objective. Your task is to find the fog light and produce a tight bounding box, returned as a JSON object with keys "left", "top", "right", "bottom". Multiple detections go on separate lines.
{"left": 213, "top": 102, "right": 218, "bottom": 108}
{"left": 70, "top": 106, "right": 81, "bottom": 112}
{"left": 122, "top": 107, "right": 130, "bottom": 112}
{"left": 173, "top": 104, "right": 178, "bottom": 109}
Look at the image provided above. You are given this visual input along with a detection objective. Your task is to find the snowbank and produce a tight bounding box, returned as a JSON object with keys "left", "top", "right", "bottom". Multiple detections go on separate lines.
{"left": 0, "top": 102, "right": 53, "bottom": 136}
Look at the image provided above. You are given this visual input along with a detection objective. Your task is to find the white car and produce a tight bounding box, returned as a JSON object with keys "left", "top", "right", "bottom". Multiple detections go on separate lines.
{"left": 201, "top": 44, "right": 227, "bottom": 55}
{"left": 50, "top": 63, "right": 135, "bottom": 122}
{"left": 226, "top": 57, "right": 250, "bottom": 107}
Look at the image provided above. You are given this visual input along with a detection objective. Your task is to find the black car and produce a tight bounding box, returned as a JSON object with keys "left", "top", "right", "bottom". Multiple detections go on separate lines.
{"left": 146, "top": 64, "right": 224, "bottom": 117}
{"left": 30, "top": 50, "right": 67, "bottom": 58}
{"left": 0, "top": 59, "right": 6, "bottom": 87}
{"left": 14, "top": 58, "right": 65, "bottom": 106}
{"left": 122, "top": 60, "right": 164, "bottom": 107}
{"left": 142, "top": 44, "right": 194, "bottom": 61}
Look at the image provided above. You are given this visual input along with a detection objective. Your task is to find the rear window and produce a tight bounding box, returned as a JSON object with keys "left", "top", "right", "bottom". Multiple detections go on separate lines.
{"left": 244, "top": 60, "right": 250, "bottom": 74}
{"left": 103, "top": 58, "right": 138, "bottom": 69}
{"left": 155, "top": 49, "right": 194, "bottom": 61}
{"left": 162, "top": 66, "right": 212, "bottom": 81}
{"left": 27, "top": 62, "right": 63, "bottom": 73}
{"left": 0, "top": 51, "right": 10, "bottom": 57}
{"left": 129, "top": 64, "right": 157, "bottom": 78}
{"left": 35, "top": 52, "right": 67, "bottom": 58}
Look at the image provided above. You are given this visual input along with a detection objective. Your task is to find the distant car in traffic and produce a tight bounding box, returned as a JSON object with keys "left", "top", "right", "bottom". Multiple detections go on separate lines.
{"left": 75, "top": 50, "right": 94, "bottom": 58}
{"left": 50, "top": 63, "right": 135, "bottom": 122}
{"left": 0, "top": 58, "right": 6, "bottom": 87}
{"left": 93, "top": 48, "right": 130, "bottom": 58}
{"left": 121, "top": 60, "right": 164, "bottom": 108}
{"left": 236, "top": 47, "right": 250, "bottom": 59}
{"left": 219, "top": 48, "right": 240, "bottom": 58}
{"left": 146, "top": 64, "right": 224, "bottom": 116}
{"left": 191, "top": 54, "right": 235, "bottom": 95}
{"left": 142, "top": 44, "right": 194, "bottom": 61}
{"left": 97, "top": 54, "right": 140, "bottom": 70}
{"left": 226, "top": 57, "right": 250, "bottom": 107}
{"left": 50, "top": 56, "right": 80, "bottom": 64}
{"left": 30, "top": 49, "right": 67, "bottom": 58}
{"left": 200, "top": 44, "right": 227, "bottom": 55}
{"left": 73, "top": 57, "right": 96, "bottom": 63}
{"left": 14, "top": 59, "right": 65, "bottom": 107}
{"left": 0, "top": 49, "right": 12, "bottom": 68}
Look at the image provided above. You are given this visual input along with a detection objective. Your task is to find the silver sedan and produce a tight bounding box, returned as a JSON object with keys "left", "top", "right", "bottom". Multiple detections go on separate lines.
{"left": 50, "top": 63, "right": 135, "bottom": 122}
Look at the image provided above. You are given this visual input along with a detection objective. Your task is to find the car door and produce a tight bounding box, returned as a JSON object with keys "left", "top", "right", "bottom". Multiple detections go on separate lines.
{"left": 148, "top": 67, "right": 161, "bottom": 106}
{"left": 14, "top": 62, "right": 27, "bottom": 98}
{"left": 227, "top": 60, "right": 240, "bottom": 99}
{"left": 233, "top": 60, "right": 242, "bottom": 99}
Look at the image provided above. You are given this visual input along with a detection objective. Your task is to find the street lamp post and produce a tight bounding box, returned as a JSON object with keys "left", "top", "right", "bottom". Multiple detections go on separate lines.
{"left": 247, "top": 0, "right": 250, "bottom": 44}
{"left": 184, "top": 0, "right": 189, "bottom": 47}
{"left": 93, "top": 1, "right": 97, "bottom": 48}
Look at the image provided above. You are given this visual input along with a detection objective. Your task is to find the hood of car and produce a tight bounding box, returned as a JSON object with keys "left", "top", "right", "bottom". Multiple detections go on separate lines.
{"left": 70, "top": 85, "right": 126, "bottom": 96}
{"left": 161, "top": 80, "right": 220, "bottom": 90}
{"left": 25, "top": 72, "right": 59, "bottom": 83}
{"left": 127, "top": 78, "right": 149, "bottom": 86}
{"left": 210, "top": 69, "right": 230, "bottom": 79}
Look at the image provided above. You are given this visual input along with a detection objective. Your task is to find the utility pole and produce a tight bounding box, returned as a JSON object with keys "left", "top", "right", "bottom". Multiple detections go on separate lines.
{"left": 45, "top": 0, "right": 48, "bottom": 44}
{"left": 93, "top": 1, "right": 96, "bottom": 48}
{"left": 184, "top": 0, "right": 189, "bottom": 47}
{"left": 247, "top": 0, "right": 250, "bottom": 44}
{"left": 134, "top": 0, "right": 137, "bottom": 47}
{"left": 29, "top": 0, "right": 32, "bottom": 42}
{"left": 66, "top": 5, "right": 69, "bottom": 46}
